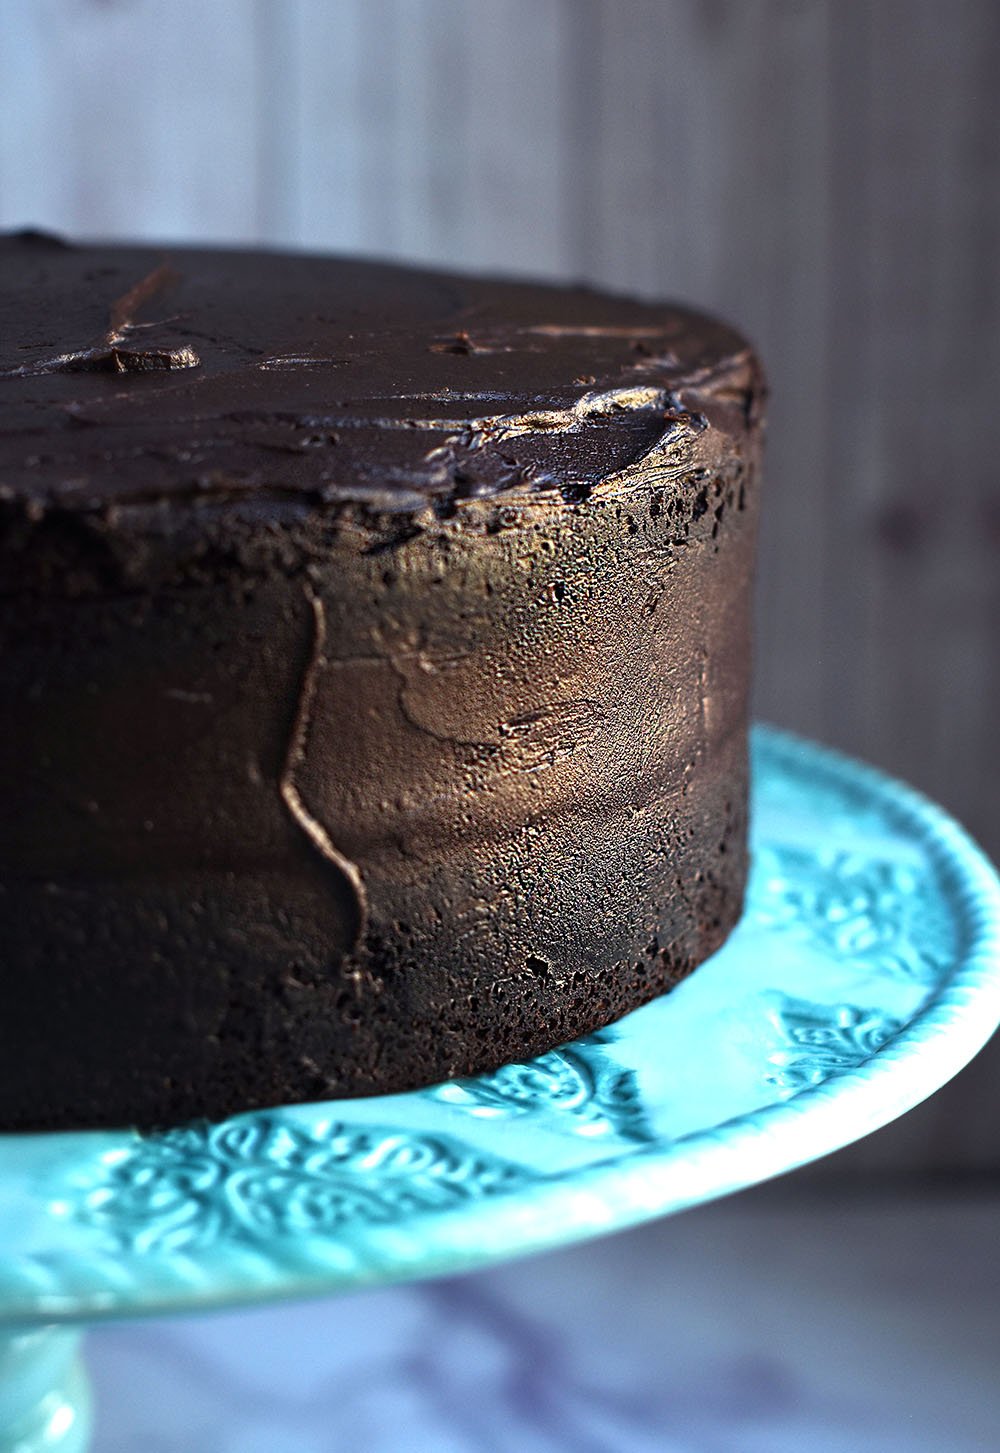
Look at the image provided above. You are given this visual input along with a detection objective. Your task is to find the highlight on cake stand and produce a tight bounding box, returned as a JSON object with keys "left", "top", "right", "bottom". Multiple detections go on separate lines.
{"left": 1, "top": 726, "right": 999, "bottom": 1453}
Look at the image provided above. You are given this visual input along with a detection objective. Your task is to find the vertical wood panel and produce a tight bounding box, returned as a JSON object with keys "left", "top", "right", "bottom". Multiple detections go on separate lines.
{"left": 253, "top": 0, "right": 301, "bottom": 240}
{"left": 0, "top": 0, "right": 261, "bottom": 241}
{"left": 289, "top": 0, "right": 569, "bottom": 273}
{"left": 865, "top": 0, "right": 1000, "bottom": 846}
{"left": 287, "top": 0, "right": 368, "bottom": 251}
{"left": 813, "top": 0, "right": 1000, "bottom": 1179}
{"left": 0, "top": 0, "right": 997, "bottom": 1176}
{"left": 437, "top": 0, "right": 567, "bottom": 276}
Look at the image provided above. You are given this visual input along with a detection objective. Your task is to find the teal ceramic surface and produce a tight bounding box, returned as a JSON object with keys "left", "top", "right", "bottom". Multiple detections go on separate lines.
{"left": 2, "top": 726, "right": 999, "bottom": 1329}
{"left": 1, "top": 726, "right": 999, "bottom": 1449}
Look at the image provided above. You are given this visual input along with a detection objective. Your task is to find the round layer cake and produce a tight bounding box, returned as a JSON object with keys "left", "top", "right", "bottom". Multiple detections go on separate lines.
{"left": 0, "top": 232, "right": 765, "bottom": 1130}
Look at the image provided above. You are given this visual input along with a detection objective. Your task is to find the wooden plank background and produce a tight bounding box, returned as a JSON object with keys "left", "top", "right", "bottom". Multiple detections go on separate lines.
{"left": 1, "top": 0, "right": 998, "bottom": 1177}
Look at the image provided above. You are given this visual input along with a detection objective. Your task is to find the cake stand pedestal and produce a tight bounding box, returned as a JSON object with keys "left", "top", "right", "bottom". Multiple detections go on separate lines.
{"left": 2, "top": 727, "right": 998, "bottom": 1453}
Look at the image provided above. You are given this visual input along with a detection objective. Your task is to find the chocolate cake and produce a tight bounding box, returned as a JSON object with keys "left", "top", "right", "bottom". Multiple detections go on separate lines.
{"left": 0, "top": 232, "right": 764, "bottom": 1131}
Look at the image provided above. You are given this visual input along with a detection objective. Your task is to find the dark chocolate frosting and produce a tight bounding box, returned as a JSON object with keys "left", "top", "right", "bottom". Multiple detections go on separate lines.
{"left": 0, "top": 235, "right": 764, "bottom": 1130}
{"left": 0, "top": 229, "right": 758, "bottom": 514}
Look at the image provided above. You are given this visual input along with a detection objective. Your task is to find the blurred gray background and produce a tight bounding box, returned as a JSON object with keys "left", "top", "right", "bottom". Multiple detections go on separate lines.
{"left": 1, "top": 0, "right": 997, "bottom": 1180}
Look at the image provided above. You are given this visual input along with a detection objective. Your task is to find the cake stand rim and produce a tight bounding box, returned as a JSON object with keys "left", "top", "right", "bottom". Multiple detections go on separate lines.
{"left": 1, "top": 723, "right": 998, "bottom": 1327}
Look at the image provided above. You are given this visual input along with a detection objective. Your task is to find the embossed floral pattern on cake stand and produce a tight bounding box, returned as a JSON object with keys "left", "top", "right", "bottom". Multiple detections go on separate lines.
{"left": 0, "top": 726, "right": 998, "bottom": 1453}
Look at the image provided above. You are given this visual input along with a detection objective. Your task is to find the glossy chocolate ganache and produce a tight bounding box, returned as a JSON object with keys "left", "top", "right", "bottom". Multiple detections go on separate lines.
{"left": 0, "top": 232, "right": 765, "bottom": 1130}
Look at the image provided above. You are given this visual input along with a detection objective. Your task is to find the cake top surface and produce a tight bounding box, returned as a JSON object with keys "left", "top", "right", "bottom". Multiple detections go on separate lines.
{"left": 0, "top": 231, "right": 759, "bottom": 513}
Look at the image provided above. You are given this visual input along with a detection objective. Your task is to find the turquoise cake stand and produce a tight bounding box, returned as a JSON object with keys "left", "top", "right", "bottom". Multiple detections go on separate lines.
{"left": 2, "top": 727, "right": 999, "bottom": 1452}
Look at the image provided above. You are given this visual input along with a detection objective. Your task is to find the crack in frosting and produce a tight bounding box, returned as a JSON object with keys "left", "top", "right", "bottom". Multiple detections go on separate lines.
{"left": 0, "top": 262, "right": 201, "bottom": 378}
{"left": 280, "top": 589, "right": 369, "bottom": 949}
